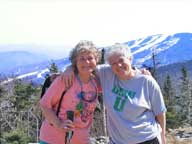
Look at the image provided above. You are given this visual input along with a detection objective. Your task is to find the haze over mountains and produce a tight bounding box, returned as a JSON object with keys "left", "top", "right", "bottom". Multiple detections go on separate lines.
{"left": 0, "top": 32, "right": 192, "bottom": 84}
{"left": 0, "top": 51, "right": 49, "bottom": 72}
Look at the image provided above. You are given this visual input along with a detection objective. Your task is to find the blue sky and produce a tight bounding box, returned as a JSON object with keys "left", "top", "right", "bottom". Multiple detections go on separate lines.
{"left": 0, "top": 0, "right": 192, "bottom": 53}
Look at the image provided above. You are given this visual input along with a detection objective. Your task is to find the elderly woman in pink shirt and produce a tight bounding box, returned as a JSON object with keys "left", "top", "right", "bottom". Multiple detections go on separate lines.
{"left": 39, "top": 40, "right": 101, "bottom": 144}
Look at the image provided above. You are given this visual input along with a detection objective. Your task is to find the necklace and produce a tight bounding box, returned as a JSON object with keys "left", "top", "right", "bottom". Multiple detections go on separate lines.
{"left": 75, "top": 75, "right": 98, "bottom": 113}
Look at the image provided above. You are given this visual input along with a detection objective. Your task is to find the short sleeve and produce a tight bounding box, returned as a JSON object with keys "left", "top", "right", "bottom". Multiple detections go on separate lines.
{"left": 148, "top": 77, "right": 167, "bottom": 116}
{"left": 40, "top": 76, "right": 66, "bottom": 109}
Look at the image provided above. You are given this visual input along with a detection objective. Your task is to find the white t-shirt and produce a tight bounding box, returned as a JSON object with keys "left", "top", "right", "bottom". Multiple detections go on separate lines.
{"left": 96, "top": 64, "right": 166, "bottom": 144}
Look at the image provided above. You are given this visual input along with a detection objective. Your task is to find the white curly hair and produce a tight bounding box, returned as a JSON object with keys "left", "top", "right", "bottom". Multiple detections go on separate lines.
{"left": 104, "top": 43, "right": 132, "bottom": 64}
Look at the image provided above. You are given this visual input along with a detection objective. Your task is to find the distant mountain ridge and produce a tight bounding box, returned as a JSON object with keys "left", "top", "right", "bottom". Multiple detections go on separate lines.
{"left": 1, "top": 32, "right": 192, "bottom": 85}
{"left": 127, "top": 33, "right": 192, "bottom": 67}
{"left": 0, "top": 51, "right": 49, "bottom": 73}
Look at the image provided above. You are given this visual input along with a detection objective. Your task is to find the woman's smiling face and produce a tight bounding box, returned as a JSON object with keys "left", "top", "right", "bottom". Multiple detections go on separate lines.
{"left": 76, "top": 51, "right": 97, "bottom": 76}
{"left": 109, "top": 53, "right": 133, "bottom": 80}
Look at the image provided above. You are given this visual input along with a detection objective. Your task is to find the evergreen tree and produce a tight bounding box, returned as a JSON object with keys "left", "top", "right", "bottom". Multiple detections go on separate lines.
{"left": 187, "top": 83, "right": 192, "bottom": 125}
{"left": 98, "top": 48, "right": 105, "bottom": 64}
{"left": 163, "top": 75, "right": 175, "bottom": 105}
{"left": 1, "top": 79, "right": 41, "bottom": 143}
{"left": 49, "top": 61, "right": 59, "bottom": 73}
{"left": 0, "top": 84, "right": 6, "bottom": 140}
{"left": 11, "top": 80, "right": 35, "bottom": 111}
{"left": 1, "top": 129, "right": 32, "bottom": 144}
{"left": 163, "top": 75, "right": 178, "bottom": 128}
{"left": 177, "top": 66, "right": 190, "bottom": 124}
{"left": 0, "top": 84, "right": 5, "bottom": 103}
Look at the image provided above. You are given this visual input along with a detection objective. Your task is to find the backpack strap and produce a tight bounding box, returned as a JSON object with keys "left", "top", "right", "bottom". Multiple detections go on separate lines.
{"left": 56, "top": 89, "right": 68, "bottom": 116}
{"left": 49, "top": 89, "right": 68, "bottom": 126}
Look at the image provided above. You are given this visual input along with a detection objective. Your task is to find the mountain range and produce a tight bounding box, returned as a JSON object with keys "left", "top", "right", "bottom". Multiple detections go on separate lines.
{"left": 0, "top": 32, "right": 192, "bottom": 85}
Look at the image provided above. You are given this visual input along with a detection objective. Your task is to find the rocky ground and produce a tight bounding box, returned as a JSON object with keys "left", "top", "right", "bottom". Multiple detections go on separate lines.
{"left": 166, "top": 126, "right": 192, "bottom": 144}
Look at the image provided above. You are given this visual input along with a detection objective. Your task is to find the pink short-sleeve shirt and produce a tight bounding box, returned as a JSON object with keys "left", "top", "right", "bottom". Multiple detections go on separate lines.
{"left": 40, "top": 76, "right": 98, "bottom": 144}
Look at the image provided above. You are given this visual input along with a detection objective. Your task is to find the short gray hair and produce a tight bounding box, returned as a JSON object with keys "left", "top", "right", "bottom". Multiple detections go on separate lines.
{"left": 69, "top": 40, "right": 101, "bottom": 73}
{"left": 104, "top": 43, "right": 132, "bottom": 64}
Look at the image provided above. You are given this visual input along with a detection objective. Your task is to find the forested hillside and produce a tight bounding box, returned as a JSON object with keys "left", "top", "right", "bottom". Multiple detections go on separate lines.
{"left": 1, "top": 62, "right": 192, "bottom": 144}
